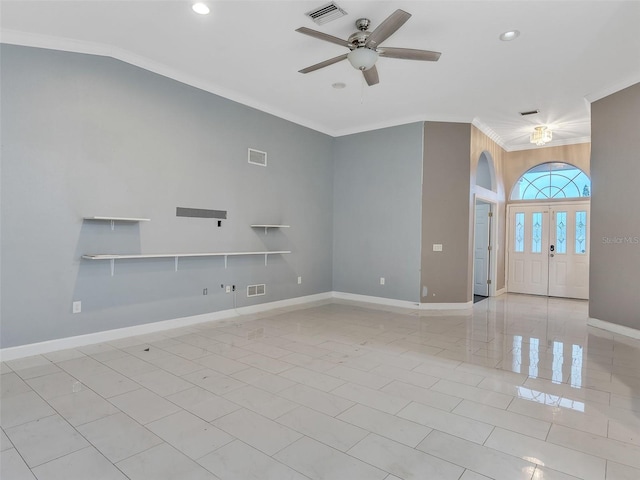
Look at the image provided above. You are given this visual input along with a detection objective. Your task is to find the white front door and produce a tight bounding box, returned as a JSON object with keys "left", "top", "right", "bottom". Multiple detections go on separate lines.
{"left": 507, "top": 202, "right": 590, "bottom": 299}
{"left": 474, "top": 202, "right": 491, "bottom": 296}
{"left": 507, "top": 206, "right": 550, "bottom": 296}
{"left": 548, "top": 204, "right": 590, "bottom": 299}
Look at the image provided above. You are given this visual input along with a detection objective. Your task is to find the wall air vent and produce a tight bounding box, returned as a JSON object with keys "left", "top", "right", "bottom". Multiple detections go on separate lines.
{"left": 520, "top": 109, "right": 540, "bottom": 116}
{"left": 305, "top": 2, "right": 347, "bottom": 25}
{"left": 248, "top": 148, "right": 267, "bottom": 167}
{"left": 247, "top": 284, "right": 266, "bottom": 297}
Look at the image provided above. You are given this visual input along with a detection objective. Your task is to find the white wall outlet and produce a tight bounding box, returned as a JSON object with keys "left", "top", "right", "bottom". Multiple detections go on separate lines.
{"left": 225, "top": 286, "right": 231, "bottom": 293}
{"left": 72, "top": 301, "right": 81, "bottom": 314}
{"left": 297, "top": 276, "right": 302, "bottom": 284}
{"left": 380, "top": 277, "right": 385, "bottom": 285}
{"left": 433, "top": 244, "right": 443, "bottom": 252}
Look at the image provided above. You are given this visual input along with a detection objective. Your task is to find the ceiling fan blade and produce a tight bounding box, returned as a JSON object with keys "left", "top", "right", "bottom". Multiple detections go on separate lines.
{"left": 378, "top": 47, "right": 441, "bottom": 61}
{"left": 363, "top": 65, "right": 379, "bottom": 86}
{"left": 299, "top": 54, "right": 348, "bottom": 74}
{"left": 295, "top": 27, "right": 351, "bottom": 48}
{"left": 365, "top": 9, "right": 411, "bottom": 49}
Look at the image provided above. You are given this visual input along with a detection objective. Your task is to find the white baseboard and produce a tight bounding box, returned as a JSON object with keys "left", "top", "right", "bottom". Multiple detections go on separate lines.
{"left": 588, "top": 317, "right": 640, "bottom": 340}
{"left": 331, "top": 291, "right": 420, "bottom": 309}
{"left": 0, "top": 292, "right": 333, "bottom": 361}
{"left": 495, "top": 288, "right": 507, "bottom": 296}
{"left": 331, "top": 291, "right": 472, "bottom": 311}
{"left": 1, "top": 291, "right": 477, "bottom": 361}
{"left": 419, "top": 301, "right": 473, "bottom": 310}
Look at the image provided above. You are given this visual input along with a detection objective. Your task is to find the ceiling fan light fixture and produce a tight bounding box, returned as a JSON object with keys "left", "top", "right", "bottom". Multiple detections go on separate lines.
{"left": 347, "top": 48, "right": 378, "bottom": 71}
{"left": 530, "top": 126, "right": 553, "bottom": 146}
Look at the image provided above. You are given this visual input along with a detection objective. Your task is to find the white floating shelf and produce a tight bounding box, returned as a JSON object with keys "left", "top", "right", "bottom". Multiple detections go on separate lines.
{"left": 82, "top": 251, "right": 291, "bottom": 275}
{"left": 83, "top": 216, "right": 150, "bottom": 230}
{"left": 84, "top": 217, "right": 151, "bottom": 222}
{"left": 251, "top": 224, "right": 290, "bottom": 235}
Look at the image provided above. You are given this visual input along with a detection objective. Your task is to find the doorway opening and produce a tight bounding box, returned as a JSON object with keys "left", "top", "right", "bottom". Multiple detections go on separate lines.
{"left": 473, "top": 199, "right": 496, "bottom": 302}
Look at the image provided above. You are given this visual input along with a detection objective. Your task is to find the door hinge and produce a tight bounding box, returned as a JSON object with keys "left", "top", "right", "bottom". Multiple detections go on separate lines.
{"left": 487, "top": 279, "right": 492, "bottom": 285}
{"left": 488, "top": 211, "right": 493, "bottom": 217}
{"left": 488, "top": 245, "right": 493, "bottom": 251}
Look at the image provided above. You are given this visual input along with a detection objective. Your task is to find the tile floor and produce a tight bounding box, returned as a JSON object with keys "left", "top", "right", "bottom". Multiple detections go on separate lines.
{"left": 1, "top": 293, "right": 640, "bottom": 480}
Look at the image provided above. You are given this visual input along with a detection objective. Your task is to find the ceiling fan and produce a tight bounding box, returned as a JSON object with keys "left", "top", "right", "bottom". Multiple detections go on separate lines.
{"left": 296, "top": 9, "right": 441, "bottom": 86}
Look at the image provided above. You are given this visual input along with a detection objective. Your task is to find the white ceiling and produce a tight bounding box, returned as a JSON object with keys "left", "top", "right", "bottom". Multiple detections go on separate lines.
{"left": 2, "top": 1, "right": 640, "bottom": 151}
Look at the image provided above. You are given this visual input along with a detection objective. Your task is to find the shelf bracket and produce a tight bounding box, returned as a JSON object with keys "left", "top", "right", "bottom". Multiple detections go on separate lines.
{"left": 264, "top": 227, "right": 268, "bottom": 235}
{"left": 110, "top": 259, "right": 115, "bottom": 276}
{"left": 110, "top": 220, "right": 115, "bottom": 231}
{"left": 175, "top": 256, "right": 179, "bottom": 272}
{"left": 224, "top": 255, "right": 228, "bottom": 269}
{"left": 264, "top": 253, "right": 268, "bottom": 266}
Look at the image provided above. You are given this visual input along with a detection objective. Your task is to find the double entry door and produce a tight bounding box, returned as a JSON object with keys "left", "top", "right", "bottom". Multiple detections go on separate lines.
{"left": 507, "top": 202, "right": 590, "bottom": 299}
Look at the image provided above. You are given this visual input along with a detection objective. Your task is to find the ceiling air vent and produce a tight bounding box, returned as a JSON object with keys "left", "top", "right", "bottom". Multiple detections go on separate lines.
{"left": 248, "top": 148, "right": 267, "bottom": 167}
{"left": 520, "top": 109, "right": 540, "bottom": 116}
{"left": 305, "top": 2, "right": 347, "bottom": 25}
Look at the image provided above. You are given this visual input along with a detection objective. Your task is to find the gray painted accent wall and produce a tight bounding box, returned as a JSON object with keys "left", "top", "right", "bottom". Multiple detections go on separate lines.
{"left": 332, "top": 124, "right": 423, "bottom": 303}
{"left": 421, "top": 122, "right": 473, "bottom": 303}
{"left": 1, "top": 45, "right": 334, "bottom": 348}
{"left": 590, "top": 82, "right": 640, "bottom": 330}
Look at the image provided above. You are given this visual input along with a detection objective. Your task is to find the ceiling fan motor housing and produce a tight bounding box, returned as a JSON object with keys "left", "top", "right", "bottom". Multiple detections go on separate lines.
{"left": 347, "top": 30, "right": 370, "bottom": 49}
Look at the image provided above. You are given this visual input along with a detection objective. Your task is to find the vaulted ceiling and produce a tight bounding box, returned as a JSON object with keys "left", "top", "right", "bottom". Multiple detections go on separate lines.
{"left": 2, "top": 1, "right": 639, "bottom": 151}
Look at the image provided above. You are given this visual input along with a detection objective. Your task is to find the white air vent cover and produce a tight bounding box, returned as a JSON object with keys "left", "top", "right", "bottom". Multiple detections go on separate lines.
{"left": 248, "top": 148, "right": 267, "bottom": 167}
{"left": 305, "top": 2, "right": 347, "bottom": 25}
{"left": 247, "top": 284, "right": 266, "bottom": 297}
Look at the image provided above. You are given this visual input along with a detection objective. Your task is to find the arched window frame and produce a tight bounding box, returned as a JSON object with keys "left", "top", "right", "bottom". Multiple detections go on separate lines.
{"left": 510, "top": 162, "right": 591, "bottom": 201}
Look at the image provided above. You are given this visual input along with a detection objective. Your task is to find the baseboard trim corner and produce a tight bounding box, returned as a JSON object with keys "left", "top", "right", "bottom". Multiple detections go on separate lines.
{"left": 331, "top": 291, "right": 420, "bottom": 309}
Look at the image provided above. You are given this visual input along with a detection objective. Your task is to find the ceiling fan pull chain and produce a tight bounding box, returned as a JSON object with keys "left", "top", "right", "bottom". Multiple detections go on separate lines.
{"left": 361, "top": 75, "right": 365, "bottom": 104}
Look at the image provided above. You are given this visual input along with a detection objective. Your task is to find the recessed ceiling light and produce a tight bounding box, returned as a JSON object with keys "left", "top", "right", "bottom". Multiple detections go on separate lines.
{"left": 192, "top": 3, "right": 210, "bottom": 15}
{"left": 499, "top": 30, "right": 520, "bottom": 41}
{"left": 332, "top": 82, "right": 346, "bottom": 89}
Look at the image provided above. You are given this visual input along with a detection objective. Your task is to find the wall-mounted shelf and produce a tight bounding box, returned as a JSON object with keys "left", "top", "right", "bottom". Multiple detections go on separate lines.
{"left": 251, "top": 224, "right": 290, "bottom": 235}
{"left": 83, "top": 216, "right": 150, "bottom": 230}
{"left": 82, "top": 250, "right": 291, "bottom": 275}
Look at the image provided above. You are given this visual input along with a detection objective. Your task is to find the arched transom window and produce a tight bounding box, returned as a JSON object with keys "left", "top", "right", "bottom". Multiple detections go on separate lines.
{"left": 511, "top": 162, "right": 591, "bottom": 201}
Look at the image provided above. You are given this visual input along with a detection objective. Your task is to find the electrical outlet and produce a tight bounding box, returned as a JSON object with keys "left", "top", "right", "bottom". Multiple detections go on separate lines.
{"left": 380, "top": 277, "right": 385, "bottom": 285}
{"left": 297, "top": 276, "right": 302, "bottom": 284}
{"left": 72, "top": 301, "right": 81, "bottom": 314}
{"left": 203, "top": 288, "right": 208, "bottom": 295}
{"left": 225, "top": 286, "right": 231, "bottom": 293}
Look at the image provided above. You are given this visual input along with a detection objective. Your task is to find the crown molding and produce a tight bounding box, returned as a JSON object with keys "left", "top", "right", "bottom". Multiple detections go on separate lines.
{"left": 585, "top": 73, "right": 640, "bottom": 103}
{"left": 471, "top": 118, "right": 508, "bottom": 150}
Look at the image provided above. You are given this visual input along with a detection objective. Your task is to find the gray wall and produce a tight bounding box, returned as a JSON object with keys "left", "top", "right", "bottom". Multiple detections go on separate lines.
{"left": 421, "top": 122, "right": 473, "bottom": 303}
{"left": 1, "top": 45, "right": 334, "bottom": 348}
{"left": 590, "top": 82, "right": 640, "bottom": 330}
{"left": 332, "top": 124, "right": 423, "bottom": 303}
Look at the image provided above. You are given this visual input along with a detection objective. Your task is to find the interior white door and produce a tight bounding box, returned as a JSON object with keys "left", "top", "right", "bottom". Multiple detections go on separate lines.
{"left": 474, "top": 202, "right": 491, "bottom": 296}
{"left": 507, "top": 206, "right": 550, "bottom": 296}
{"left": 548, "top": 204, "right": 590, "bottom": 299}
